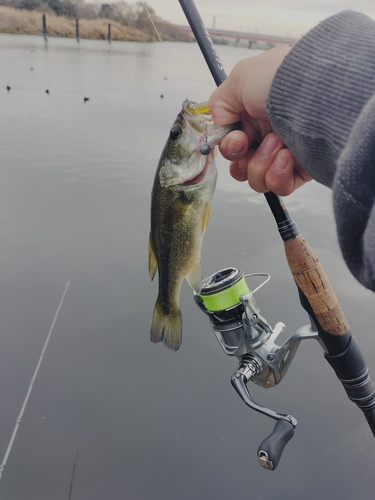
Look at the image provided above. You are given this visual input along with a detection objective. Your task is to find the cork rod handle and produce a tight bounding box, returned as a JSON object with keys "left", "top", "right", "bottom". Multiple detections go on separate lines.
{"left": 284, "top": 235, "right": 350, "bottom": 336}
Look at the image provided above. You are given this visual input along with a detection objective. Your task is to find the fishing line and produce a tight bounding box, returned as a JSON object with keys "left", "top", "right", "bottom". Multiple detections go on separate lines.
{"left": 140, "top": 4, "right": 197, "bottom": 113}
{"left": 142, "top": 2, "right": 163, "bottom": 43}
{"left": 0, "top": 282, "right": 70, "bottom": 481}
{"left": 123, "top": 3, "right": 171, "bottom": 170}
{"left": 91, "top": 2, "right": 109, "bottom": 43}
{"left": 200, "top": 276, "right": 249, "bottom": 312}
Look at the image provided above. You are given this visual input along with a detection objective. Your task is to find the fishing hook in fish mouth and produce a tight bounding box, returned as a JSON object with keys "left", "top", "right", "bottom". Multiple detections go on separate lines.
{"left": 199, "top": 129, "right": 211, "bottom": 156}
{"left": 199, "top": 143, "right": 211, "bottom": 155}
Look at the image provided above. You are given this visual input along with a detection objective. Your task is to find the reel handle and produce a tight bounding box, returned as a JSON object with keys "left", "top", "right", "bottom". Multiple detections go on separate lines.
{"left": 257, "top": 420, "right": 295, "bottom": 471}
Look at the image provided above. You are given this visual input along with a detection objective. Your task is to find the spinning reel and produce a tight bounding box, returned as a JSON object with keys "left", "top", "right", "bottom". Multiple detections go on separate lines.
{"left": 194, "top": 267, "right": 321, "bottom": 471}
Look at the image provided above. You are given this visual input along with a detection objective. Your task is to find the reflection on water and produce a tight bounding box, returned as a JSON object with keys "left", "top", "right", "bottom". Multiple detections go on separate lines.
{"left": 0, "top": 34, "right": 375, "bottom": 499}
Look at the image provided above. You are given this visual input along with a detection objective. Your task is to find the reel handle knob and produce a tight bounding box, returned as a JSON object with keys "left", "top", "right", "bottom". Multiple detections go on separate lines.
{"left": 257, "top": 420, "right": 295, "bottom": 471}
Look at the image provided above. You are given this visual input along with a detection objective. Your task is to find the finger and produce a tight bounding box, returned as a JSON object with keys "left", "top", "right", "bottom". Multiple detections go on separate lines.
{"left": 229, "top": 150, "right": 256, "bottom": 182}
{"left": 264, "top": 151, "right": 312, "bottom": 196}
{"left": 219, "top": 130, "right": 250, "bottom": 162}
{"left": 247, "top": 133, "right": 285, "bottom": 192}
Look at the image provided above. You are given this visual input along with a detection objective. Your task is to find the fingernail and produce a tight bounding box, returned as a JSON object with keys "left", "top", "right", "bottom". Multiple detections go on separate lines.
{"left": 275, "top": 153, "right": 288, "bottom": 171}
{"left": 261, "top": 135, "right": 278, "bottom": 154}
{"left": 227, "top": 138, "right": 244, "bottom": 154}
{"left": 237, "top": 159, "right": 248, "bottom": 170}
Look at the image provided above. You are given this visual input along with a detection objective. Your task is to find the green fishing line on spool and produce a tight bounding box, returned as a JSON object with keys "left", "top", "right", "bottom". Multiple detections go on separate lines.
{"left": 200, "top": 276, "right": 249, "bottom": 312}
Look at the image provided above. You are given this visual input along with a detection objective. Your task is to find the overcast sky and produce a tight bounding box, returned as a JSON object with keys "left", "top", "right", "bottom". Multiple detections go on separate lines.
{"left": 145, "top": 0, "right": 375, "bottom": 38}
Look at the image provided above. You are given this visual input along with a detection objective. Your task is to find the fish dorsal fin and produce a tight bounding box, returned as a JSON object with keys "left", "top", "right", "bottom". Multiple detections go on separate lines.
{"left": 186, "top": 259, "right": 202, "bottom": 294}
{"left": 201, "top": 204, "right": 212, "bottom": 234}
{"left": 148, "top": 235, "right": 158, "bottom": 280}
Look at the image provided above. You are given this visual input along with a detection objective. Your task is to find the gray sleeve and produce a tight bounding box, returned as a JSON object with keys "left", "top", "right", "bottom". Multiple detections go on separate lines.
{"left": 266, "top": 10, "right": 375, "bottom": 291}
{"left": 333, "top": 94, "right": 375, "bottom": 290}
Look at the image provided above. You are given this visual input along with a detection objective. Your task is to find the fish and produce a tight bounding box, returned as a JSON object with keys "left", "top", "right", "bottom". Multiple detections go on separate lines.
{"left": 148, "top": 99, "right": 239, "bottom": 351}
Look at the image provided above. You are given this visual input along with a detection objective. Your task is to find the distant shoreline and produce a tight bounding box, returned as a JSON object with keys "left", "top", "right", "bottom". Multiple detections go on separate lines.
{"left": 0, "top": 6, "right": 175, "bottom": 42}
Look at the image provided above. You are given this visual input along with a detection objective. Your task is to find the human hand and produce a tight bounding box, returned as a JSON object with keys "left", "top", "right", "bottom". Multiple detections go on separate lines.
{"left": 225, "top": 131, "right": 311, "bottom": 196}
{"left": 208, "top": 47, "right": 312, "bottom": 196}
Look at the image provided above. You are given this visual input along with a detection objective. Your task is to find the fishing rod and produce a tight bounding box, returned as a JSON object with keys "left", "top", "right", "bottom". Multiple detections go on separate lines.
{"left": 178, "top": 0, "right": 375, "bottom": 470}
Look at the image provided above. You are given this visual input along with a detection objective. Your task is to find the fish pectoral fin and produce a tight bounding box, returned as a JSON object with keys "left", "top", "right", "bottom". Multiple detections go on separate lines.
{"left": 148, "top": 235, "right": 158, "bottom": 280}
{"left": 186, "top": 259, "right": 202, "bottom": 294}
{"left": 201, "top": 204, "right": 212, "bottom": 234}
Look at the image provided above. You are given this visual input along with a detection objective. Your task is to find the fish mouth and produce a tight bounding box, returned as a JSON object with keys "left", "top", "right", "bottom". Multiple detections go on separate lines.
{"left": 185, "top": 101, "right": 210, "bottom": 117}
{"left": 178, "top": 157, "right": 210, "bottom": 187}
{"left": 184, "top": 100, "right": 213, "bottom": 129}
{"left": 176, "top": 101, "right": 217, "bottom": 188}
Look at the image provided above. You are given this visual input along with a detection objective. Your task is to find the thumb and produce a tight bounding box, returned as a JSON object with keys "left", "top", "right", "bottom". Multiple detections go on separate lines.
{"left": 208, "top": 78, "right": 245, "bottom": 126}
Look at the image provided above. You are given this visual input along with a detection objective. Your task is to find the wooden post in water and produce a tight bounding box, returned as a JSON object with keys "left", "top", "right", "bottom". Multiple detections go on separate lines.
{"left": 108, "top": 23, "right": 111, "bottom": 44}
{"left": 76, "top": 18, "right": 80, "bottom": 42}
{"left": 42, "top": 14, "right": 47, "bottom": 41}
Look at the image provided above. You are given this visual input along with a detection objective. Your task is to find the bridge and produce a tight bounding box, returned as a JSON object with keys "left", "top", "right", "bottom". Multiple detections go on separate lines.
{"left": 177, "top": 25, "right": 298, "bottom": 48}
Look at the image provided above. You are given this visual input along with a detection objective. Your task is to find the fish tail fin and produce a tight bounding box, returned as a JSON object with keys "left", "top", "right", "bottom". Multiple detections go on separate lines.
{"left": 150, "top": 299, "right": 182, "bottom": 351}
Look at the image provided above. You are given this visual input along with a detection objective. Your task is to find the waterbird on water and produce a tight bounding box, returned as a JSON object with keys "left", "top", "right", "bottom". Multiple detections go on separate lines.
{"left": 46, "top": 90, "right": 49, "bottom": 94}
{"left": 6, "top": 86, "right": 10, "bottom": 91}
{"left": 84, "top": 97, "right": 89, "bottom": 102}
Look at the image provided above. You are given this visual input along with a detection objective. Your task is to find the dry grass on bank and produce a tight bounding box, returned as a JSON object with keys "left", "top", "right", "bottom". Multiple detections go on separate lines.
{"left": 0, "top": 6, "right": 153, "bottom": 41}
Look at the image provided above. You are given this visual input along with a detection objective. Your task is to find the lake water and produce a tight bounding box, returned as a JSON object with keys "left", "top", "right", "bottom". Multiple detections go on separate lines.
{"left": 0, "top": 33, "right": 375, "bottom": 500}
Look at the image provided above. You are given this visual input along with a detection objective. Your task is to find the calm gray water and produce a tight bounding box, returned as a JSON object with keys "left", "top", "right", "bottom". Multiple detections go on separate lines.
{"left": 0, "top": 33, "right": 374, "bottom": 500}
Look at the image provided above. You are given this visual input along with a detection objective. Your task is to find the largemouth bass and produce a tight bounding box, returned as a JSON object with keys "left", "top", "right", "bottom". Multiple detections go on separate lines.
{"left": 148, "top": 99, "right": 239, "bottom": 351}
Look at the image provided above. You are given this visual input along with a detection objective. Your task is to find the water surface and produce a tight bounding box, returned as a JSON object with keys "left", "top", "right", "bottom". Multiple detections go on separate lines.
{"left": 0, "top": 34, "right": 374, "bottom": 499}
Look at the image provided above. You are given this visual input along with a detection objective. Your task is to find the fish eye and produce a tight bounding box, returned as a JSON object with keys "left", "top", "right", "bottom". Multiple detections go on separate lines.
{"left": 170, "top": 126, "right": 182, "bottom": 140}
